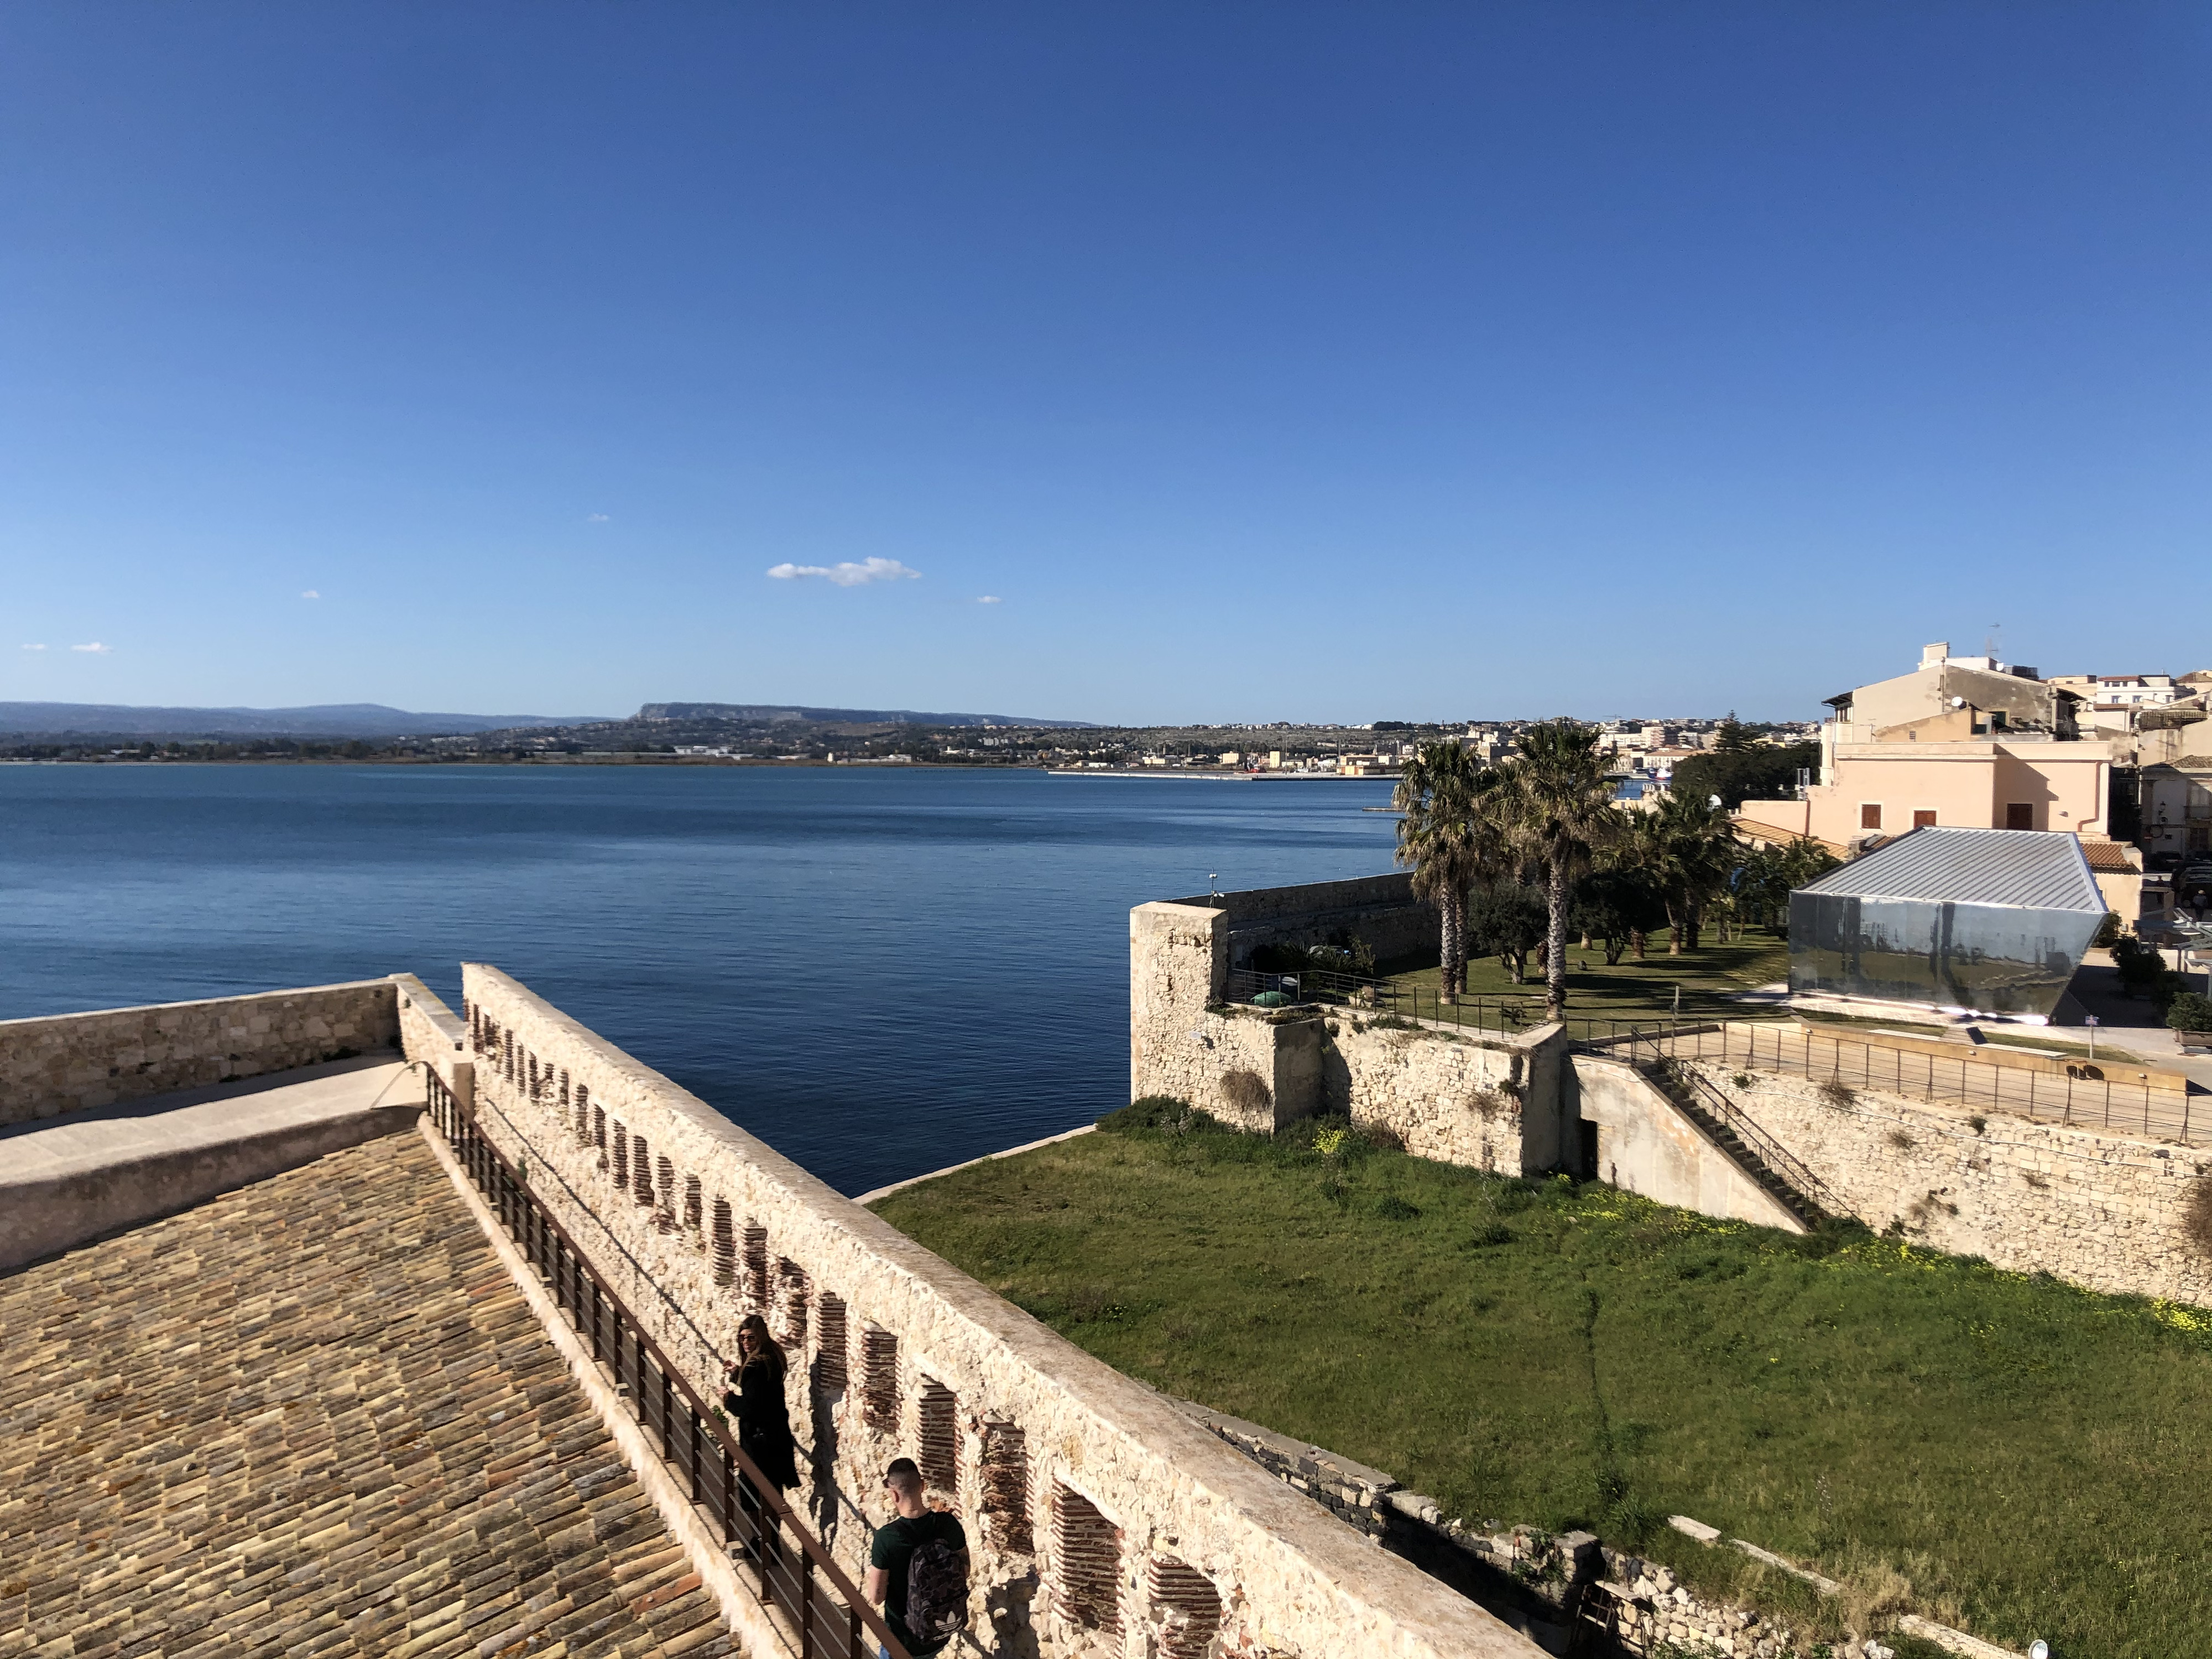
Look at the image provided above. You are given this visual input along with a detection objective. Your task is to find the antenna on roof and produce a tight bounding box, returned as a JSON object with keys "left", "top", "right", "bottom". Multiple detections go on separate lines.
{"left": 1986, "top": 622, "right": 2001, "bottom": 660}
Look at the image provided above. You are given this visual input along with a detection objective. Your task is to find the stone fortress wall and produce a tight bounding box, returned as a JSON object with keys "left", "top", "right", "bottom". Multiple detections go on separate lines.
{"left": 1131, "top": 893, "right": 1570, "bottom": 1175}
{"left": 0, "top": 979, "right": 399, "bottom": 1128}
{"left": 1133, "top": 876, "right": 2212, "bottom": 1308}
{"left": 1671, "top": 1055, "right": 2212, "bottom": 1306}
{"left": 439, "top": 963, "right": 1541, "bottom": 1659}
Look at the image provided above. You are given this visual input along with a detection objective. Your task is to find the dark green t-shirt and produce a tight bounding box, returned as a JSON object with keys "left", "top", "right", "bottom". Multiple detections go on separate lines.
{"left": 870, "top": 1510, "right": 966, "bottom": 1655}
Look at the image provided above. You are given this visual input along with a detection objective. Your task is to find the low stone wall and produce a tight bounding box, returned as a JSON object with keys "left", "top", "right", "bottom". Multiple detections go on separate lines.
{"left": 0, "top": 979, "right": 400, "bottom": 1128}
{"left": 393, "top": 973, "right": 473, "bottom": 1110}
{"left": 458, "top": 963, "right": 1541, "bottom": 1659}
{"left": 1677, "top": 1056, "right": 2212, "bottom": 1306}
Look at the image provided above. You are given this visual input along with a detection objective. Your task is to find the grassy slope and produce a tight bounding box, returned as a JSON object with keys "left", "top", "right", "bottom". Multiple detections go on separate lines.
{"left": 873, "top": 1121, "right": 2212, "bottom": 1658}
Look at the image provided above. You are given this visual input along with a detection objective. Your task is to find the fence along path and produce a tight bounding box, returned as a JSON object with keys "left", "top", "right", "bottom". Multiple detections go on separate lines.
{"left": 1571, "top": 1019, "right": 2203, "bottom": 1147}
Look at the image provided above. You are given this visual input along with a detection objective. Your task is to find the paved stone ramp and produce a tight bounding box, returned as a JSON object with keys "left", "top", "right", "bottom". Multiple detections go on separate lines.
{"left": 0, "top": 1131, "right": 737, "bottom": 1658}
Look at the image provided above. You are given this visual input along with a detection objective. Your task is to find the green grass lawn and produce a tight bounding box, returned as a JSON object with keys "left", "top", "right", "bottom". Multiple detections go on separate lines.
{"left": 873, "top": 1114, "right": 2212, "bottom": 1658}
{"left": 1380, "top": 928, "right": 1793, "bottom": 1026}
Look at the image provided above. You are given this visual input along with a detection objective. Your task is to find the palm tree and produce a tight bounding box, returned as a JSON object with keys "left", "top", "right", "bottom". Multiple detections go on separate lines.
{"left": 1646, "top": 790, "right": 1740, "bottom": 953}
{"left": 1503, "top": 721, "right": 1623, "bottom": 1023}
{"left": 1393, "top": 742, "right": 1500, "bottom": 1003}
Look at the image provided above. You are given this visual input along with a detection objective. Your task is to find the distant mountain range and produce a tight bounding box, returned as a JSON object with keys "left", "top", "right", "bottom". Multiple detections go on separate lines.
{"left": 0, "top": 699, "right": 1094, "bottom": 739}
{"left": 0, "top": 702, "right": 609, "bottom": 738}
{"left": 637, "top": 703, "right": 1092, "bottom": 729}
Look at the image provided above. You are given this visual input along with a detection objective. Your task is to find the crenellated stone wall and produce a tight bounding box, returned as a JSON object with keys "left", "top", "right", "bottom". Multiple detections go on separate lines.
{"left": 1673, "top": 1056, "right": 2212, "bottom": 1306}
{"left": 444, "top": 963, "right": 1543, "bottom": 1659}
{"left": 0, "top": 979, "right": 400, "bottom": 1127}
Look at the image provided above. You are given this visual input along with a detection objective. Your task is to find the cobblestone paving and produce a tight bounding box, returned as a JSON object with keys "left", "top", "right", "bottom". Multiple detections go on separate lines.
{"left": 0, "top": 1130, "right": 737, "bottom": 1658}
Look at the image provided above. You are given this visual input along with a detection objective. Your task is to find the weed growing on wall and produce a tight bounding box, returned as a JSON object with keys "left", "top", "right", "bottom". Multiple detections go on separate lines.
{"left": 2183, "top": 1181, "right": 2212, "bottom": 1262}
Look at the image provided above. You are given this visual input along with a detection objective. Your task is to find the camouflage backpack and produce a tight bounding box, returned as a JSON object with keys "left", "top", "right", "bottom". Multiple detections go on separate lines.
{"left": 905, "top": 1533, "right": 970, "bottom": 1644}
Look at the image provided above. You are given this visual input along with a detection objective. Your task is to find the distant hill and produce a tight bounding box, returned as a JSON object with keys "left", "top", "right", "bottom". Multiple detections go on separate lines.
{"left": 0, "top": 702, "right": 610, "bottom": 738}
{"left": 637, "top": 703, "right": 1092, "bottom": 729}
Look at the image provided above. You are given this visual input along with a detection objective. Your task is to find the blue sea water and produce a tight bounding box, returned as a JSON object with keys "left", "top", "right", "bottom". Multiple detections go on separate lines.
{"left": 0, "top": 764, "right": 1397, "bottom": 1194}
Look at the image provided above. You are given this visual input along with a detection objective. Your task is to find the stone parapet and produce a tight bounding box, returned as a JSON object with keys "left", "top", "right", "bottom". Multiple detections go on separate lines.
{"left": 392, "top": 972, "right": 473, "bottom": 1110}
{"left": 459, "top": 962, "right": 1542, "bottom": 1659}
{"left": 0, "top": 979, "right": 400, "bottom": 1128}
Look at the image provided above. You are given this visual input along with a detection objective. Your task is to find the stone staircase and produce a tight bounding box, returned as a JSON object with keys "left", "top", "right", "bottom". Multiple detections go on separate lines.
{"left": 1634, "top": 1058, "right": 1829, "bottom": 1230}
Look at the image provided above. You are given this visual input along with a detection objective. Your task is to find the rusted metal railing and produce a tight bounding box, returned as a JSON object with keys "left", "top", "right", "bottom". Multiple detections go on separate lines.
{"left": 425, "top": 1071, "right": 910, "bottom": 1659}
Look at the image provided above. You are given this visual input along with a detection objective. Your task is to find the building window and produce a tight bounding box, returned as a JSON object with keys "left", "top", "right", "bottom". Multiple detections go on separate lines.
{"left": 1913, "top": 810, "right": 1937, "bottom": 829}
{"left": 2192, "top": 828, "right": 2209, "bottom": 854}
{"left": 2006, "top": 803, "right": 2035, "bottom": 831}
{"left": 1860, "top": 804, "right": 1882, "bottom": 830}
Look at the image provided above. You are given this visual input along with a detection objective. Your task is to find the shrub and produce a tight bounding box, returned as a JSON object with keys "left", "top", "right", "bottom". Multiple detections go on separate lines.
{"left": 1817, "top": 1078, "right": 1858, "bottom": 1110}
{"left": 2094, "top": 911, "right": 2125, "bottom": 949}
{"left": 1731, "top": 1072, "right": 1757, "bottom": 1092}
{"left": 2167, "top": 991, "right": 2212, "bottom": 1034}
{"left": 1219, "top": 1070, "right": 1273, "bottom": 1117}
{"left": 1360, "top": 1122, "right": 1406, "bottom": 1152}
{"left": 1371, "top": 1193, "right": 1422, "bottom": 1221}
{"left": 2183, "top": 1182, "right": 2212, "bottom": 1262}
{"left": 1887, "top": 1129, "right": 1917, "bottom": 1151}
{"left": 1968, "top": 1115, "right": 1987, "bottom": 1135}
{"left": 1099, "top": 1095, "right": 1209, "bottom": 1134}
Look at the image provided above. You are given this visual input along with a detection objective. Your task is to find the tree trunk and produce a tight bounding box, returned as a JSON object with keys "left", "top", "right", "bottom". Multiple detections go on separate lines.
{"left": 1631, "top": 928, "right": 1648, "bottom": 961}
{"left": 1605, "top": 938, "right": 1626, "bottom": 966}
{"left": 1439, "top": 889, "right": 1464, "bottom": 1005}
{"left": 1665, "top": 895, "right": 1684, "bottom": 956}
{"left": 1546, "top": 855, "right": 1571, "bottom": 1022}
{"left": 1686, "top": 901, "right": 1702, "bottom": 952}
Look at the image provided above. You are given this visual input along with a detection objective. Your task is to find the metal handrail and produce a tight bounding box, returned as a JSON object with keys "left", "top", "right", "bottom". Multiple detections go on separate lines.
{"left": 1567, "top": 1017, "right": 2201, "bottom": 1147}
{"left": 425, "top": 1072, "right": 911, "bottom": 1659}
{"left": 1635, "top": 1040, "right": 1837, "bottom": 1216}
{"left": 1223, "top": 966, "right": 1536, "bottom": 1036}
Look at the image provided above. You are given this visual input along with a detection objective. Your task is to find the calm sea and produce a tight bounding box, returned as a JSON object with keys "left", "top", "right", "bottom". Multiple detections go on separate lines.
{"left": 0, "top": 764, "right": 1397, "bottom": 1193}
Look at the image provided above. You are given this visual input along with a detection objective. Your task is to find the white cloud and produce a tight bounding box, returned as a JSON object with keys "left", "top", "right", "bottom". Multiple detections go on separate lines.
{"left": 71, "top": 641, "right": 112, "bottom": 654}
{"left": 976, "top": 595, "right": 1003, "bottom": 604}
{"left": 766, "top": 557, "right": 922, "bottom": 588}
{"left": 587, "top": 513, "right": 609, "bottom": 523}
{"left": 301, "top": 589, "right": 321, "bottom": 599}
{"left": 20, "top": 643, "right": 45, "bottom": 651}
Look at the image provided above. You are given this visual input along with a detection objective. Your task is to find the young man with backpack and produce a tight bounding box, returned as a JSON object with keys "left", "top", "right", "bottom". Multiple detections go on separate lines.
{"left": 863, "top": 1457, "right": 969, "bottom": 1658}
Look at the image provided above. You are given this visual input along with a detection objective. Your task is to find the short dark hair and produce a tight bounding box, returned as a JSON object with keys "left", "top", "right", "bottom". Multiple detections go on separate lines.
{"left": 884, "top": 1457, "right": 921, "bottom": 1489}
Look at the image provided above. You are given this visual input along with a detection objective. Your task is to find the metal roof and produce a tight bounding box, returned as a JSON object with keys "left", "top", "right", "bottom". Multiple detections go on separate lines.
{"left": 1797, "top": 827, "right": 2105, "bottom": 912}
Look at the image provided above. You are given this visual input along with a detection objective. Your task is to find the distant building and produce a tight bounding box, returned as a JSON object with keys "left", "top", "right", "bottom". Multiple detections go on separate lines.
{"left": 1738, "top": 641, "right": 2139, "bottom": 914}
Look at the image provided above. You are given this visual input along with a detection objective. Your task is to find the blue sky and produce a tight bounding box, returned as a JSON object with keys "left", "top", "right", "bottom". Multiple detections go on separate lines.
{"left": 3, "top": 4, "right": 2206, "bottom": 726}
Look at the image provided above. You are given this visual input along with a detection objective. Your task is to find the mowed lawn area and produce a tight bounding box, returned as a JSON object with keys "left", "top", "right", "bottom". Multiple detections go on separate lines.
{"left": 1380, "top": 928, "right": 1792, "bottom": 1026}
{"left": 873, "top": 1113, "right": 2212, "bottom": 1658}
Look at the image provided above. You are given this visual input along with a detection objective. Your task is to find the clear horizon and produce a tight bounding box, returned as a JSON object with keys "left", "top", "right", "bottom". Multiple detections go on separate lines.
{"left": 5, "top": 5, "right": 2207, "bottom": 725}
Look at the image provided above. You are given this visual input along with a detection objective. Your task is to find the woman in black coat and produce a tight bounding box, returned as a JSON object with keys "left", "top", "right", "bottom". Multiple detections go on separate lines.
{"left": 723, "top": 1313, "right": 800, "bottom": 1493}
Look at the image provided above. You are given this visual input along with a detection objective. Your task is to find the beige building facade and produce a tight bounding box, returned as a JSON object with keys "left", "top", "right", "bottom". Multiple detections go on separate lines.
{"left": 1739, "top": 642, "right": 2141, "bottom": 911}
